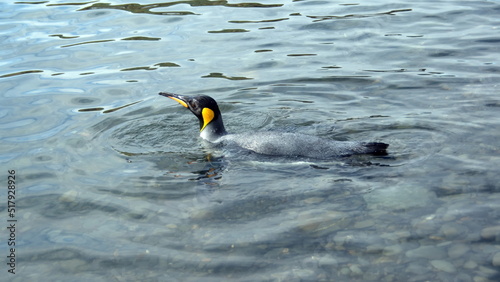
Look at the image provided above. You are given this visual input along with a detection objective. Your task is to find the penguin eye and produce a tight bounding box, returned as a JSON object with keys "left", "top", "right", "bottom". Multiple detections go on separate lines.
{"left": 188, "top": 100, "right": 198, "bottom": 108}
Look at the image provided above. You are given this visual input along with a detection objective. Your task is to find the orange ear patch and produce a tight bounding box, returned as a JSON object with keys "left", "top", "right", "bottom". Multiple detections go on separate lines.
{"left": 201, "top": 108, "right": 215, "bottom": 131}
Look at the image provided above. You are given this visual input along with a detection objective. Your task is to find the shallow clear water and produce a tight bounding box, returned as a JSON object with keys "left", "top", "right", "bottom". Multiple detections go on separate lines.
{"left": 1, "top": 0, "right": 500, "bottom": 281}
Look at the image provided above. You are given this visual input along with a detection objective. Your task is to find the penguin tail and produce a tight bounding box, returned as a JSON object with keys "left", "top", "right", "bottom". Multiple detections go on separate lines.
{"left": 364, "top": 142, "right": 389, "bottom": 156}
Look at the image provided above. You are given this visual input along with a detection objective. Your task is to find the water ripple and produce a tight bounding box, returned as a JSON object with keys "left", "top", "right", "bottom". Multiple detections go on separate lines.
{"left": 306, "top": 8, "right": 413, "bottom": 22}
{"left": 3, "top": 122, "right": 69, "bottom": 142}
{"left": 3, "top": 0, "right": 500, "bottom": 280}
{"left": 78, "top": 1, "right": 284, "bottom": 16}
{"left": 0, "top": 118, "right": 36, "bottom": 129}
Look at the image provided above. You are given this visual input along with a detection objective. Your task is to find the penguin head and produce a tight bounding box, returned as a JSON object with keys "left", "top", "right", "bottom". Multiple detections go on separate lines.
{"left": 159, "top": 92, "right": 226, "bottom": 139}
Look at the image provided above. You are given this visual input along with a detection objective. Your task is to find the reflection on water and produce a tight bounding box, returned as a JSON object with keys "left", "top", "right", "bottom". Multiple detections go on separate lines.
{"left": 2, "top": 0, "right": 500, "bottom": 280}
{"left": 79, "top": 0, "right": 285, "bottom": 13}
{"left": 306, "top": 8, "right": 413, "bottom": 22}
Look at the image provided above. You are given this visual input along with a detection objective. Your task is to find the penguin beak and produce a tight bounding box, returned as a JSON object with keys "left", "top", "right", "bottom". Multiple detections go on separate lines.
{"left": 159, "top": 92, "right": 189, "bottom": 108}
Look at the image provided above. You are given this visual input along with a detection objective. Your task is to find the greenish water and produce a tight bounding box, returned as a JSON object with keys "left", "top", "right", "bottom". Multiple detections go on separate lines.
{"left": 1, "top": 0, "right": 500, "bottom": 281}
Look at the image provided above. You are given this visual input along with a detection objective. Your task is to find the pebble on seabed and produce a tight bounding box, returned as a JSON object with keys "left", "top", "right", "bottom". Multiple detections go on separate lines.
{"left": 430, "top": 259, "right": 456, "bottom": 273}
{"left": 405, "top": 245, "right": 447, "bottom": 260}
{"left": 493, "top": 252, "right": 500, "bottom": 267}
{"left": 464, "top": 260, "right": 478, "bottom": 269}
{"left": 480, "top": 226, "right": 500, "bottom": 241}
{"left": 447, "top": 243, "right": 469, "bottom": 258}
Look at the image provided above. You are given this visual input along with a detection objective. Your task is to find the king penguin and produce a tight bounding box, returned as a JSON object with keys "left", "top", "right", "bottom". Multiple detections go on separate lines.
{"left": 159, "top": 92, "right": 388, "bottom": 158}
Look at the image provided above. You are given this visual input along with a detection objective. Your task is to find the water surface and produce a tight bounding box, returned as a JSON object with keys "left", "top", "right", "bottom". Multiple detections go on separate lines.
{"left": 1, "top": 0, "right": 500, "bottom": 281}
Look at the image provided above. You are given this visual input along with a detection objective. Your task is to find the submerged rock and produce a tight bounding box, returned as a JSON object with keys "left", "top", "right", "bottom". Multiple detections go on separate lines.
{"left": 364, "top": 185, "right": 436, "bottom": 210}
{"left": 406, "top": 245, "right": 447, "bottom": 260}
{"left": 430, "top": 259, "right": 456, "bottom": 273}
{"left": 492, "top": 252, "right": 500, "bottom": 267}
{"left": 480, "top": 226, "right": 500, "bottom": 241}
